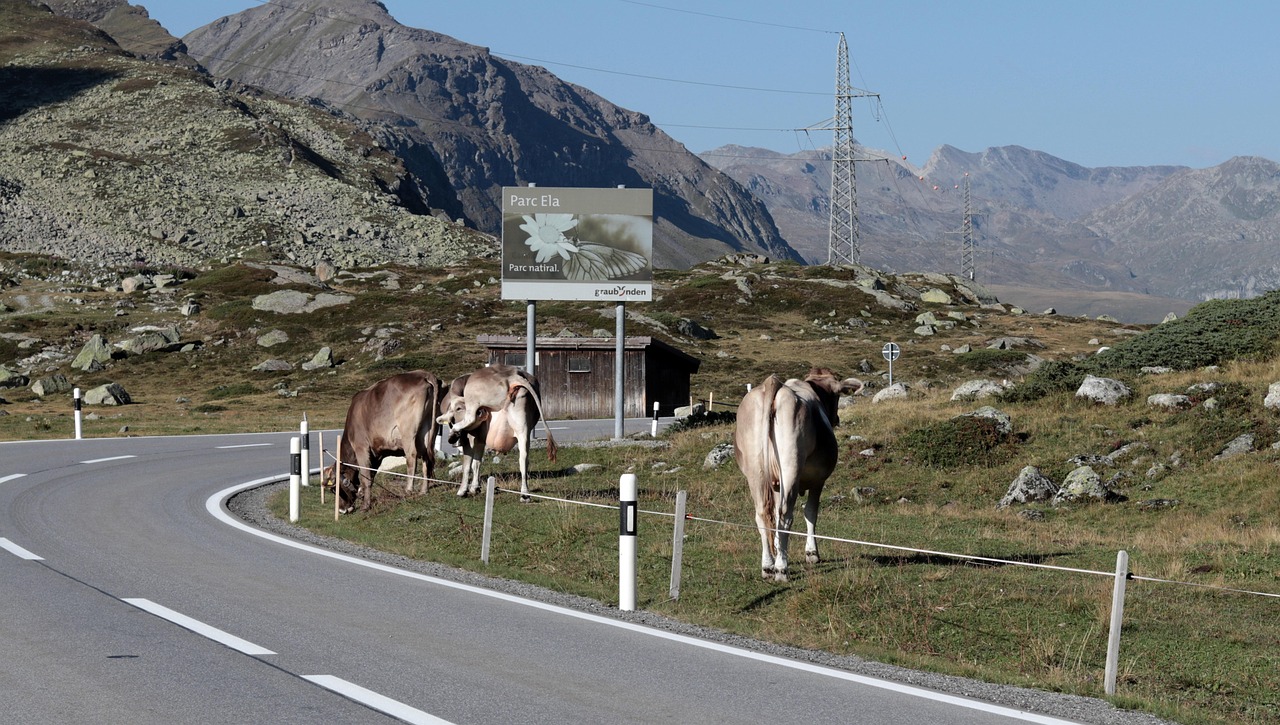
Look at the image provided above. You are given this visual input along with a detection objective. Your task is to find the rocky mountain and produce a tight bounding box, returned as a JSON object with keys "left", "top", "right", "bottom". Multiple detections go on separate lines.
{"left": 1082, "top": 155, "right": 1280, "bottom": 301}
{"left": 41, "top": 0, "right": 196, "bottom": 65}
{"left": 181, "top": 0, "right": 800, "bottom": 269}
{"left": 705, "top": 142, "right": 1279, "bottom": 312}
{"left": 0, "top": 0, "right": 492, "bottom": 272}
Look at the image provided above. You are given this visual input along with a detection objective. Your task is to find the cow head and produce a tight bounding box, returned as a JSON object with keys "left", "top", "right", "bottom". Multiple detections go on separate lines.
{"left": 436, "top": 393, "right": 491, "bottom": 436}
{"left": 804, "top": 368, "right": 865, "bottom": 427}
{"left": 320, "top": 462, "right": 360, "bottom": 514}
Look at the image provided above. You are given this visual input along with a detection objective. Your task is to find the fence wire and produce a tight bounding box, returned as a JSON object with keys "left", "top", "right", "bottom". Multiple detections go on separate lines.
{"left": 313, "top": 449, "right": 1280, "bottom": 601}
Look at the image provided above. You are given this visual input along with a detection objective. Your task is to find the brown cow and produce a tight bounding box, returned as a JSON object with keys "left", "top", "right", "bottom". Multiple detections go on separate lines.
{"left": 328, "top": 370, "right": 443, "bottom": 513}
{"left": 437, "top": 366, "right": 557, "bottom": 501}
{"left": 734, "top": 368, "right": 863, "bottom": 581}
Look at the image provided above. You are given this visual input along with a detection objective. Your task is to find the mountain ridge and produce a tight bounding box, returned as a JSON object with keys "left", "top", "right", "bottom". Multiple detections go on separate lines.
{"left": 182, "top": 0, "right": 802, "bottom": 268}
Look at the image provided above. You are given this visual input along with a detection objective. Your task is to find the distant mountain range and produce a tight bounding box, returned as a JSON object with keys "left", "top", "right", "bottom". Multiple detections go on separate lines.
{"left": 14, "top": 0, "right": 1280, "bottom": 322}
{"left": 704, "top": 144, "right": 1280, "bottom": 319}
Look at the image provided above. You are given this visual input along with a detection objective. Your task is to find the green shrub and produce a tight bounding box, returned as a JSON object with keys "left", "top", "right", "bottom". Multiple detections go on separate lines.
{"left": 955, "top": 348, "right": 1027, "bottom": 372}
{"left": 206, "top": 382, "right": 256, "bottom": 400}
{"left": 998, "top": 359, "right": 1091, "bottom": 403}
{"left": 1094, "top": 291, "right": 1280, "bottom": 372}
{"left": 900, "top": 415, "right": 1015, "bottom": 468}
{"left": 666, "top": 409, "right": 736, "bottom": 434}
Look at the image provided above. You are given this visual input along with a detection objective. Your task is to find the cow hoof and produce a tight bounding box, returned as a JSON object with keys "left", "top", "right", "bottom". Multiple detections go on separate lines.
{"left": 806, "top": 552, "right": 820, "bottom": 564}
{"left": 774, "top": 571, "right": 789, "bottom": 583}
{"left": 520, "top": 495, "right": 532, "bottom": 503}
{"left": 455, "top": 489, "right": 468, "bottom": 498}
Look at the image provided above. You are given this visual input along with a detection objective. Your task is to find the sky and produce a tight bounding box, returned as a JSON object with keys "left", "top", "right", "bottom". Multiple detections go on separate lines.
{"left": 137, "top": 0, "right": 1280, "bottom": 170}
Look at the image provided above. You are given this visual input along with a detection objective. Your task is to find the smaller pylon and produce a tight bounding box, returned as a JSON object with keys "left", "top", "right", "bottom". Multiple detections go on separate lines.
{"left": 960, "top": 173, "right": 976, "bottom": 281}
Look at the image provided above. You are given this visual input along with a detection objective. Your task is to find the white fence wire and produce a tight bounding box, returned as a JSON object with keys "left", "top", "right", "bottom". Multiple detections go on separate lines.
{"left": 308, "top": 440, "right": 1279, "bottom": 696}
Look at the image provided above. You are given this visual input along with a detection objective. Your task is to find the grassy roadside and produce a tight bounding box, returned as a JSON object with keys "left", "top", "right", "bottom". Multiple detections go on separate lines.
{"left": 7, "top": 253, "right": 1280, "bottom": 723}
{"left": 272, "top": 367, "right": 1280, "bottom": 725}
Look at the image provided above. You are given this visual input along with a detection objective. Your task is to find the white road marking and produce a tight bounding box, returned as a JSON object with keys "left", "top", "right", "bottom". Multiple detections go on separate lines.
{"left": 122, "top": 598, "right": 276, "bottom": 656}
{"left": 209, "top": 476, "right": 1082, "bottom": 725}
{"left": 304, "top": 675, "right": 454, "bottom": 724}
{"left": 0, "top": 473, "right": 28, "bottom": 484}
{"left": 0, "top": 537, "right": 42, "bottom": 560}
{"left": 216, "top": 443, "right": 274, "bottom": 449}
{"left": 81, "top": 455, "right": 137, "bottom": 464}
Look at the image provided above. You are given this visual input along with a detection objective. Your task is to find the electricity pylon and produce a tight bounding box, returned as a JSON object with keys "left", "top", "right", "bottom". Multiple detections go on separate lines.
{"left": 827, "top": 32, "right": 857, "bottom": 266}
{"left": 960, "top": 173, "right": 976, "bottom": 280}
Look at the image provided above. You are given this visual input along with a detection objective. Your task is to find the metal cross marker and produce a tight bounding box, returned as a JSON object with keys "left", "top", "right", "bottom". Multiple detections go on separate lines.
{"left": 882, "top": 342, "right": 900, "bottom": 386}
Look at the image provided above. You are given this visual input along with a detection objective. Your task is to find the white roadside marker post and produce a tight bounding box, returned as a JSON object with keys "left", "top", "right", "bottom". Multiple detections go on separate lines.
{"left": 73, "top": 388, "right": 83, "bottom": 440}
{"left": 650, "top": 401, "right": 659, "bottom": 437}
{"left": 299, "top": 415, "right": 310, "bottom": 487}
{"left": 619, "top": 473, "right": 638, "bottom": 611}
{"left": 289, "top": 437, "right": 301, "bottom": 523}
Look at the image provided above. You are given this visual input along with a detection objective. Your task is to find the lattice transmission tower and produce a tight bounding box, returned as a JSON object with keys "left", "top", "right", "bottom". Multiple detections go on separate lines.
{"left": 960, "top": 173, "right": 976, "bottom": 280}
{"left": 827, "top": 32, "right": 858, "bottom": 266}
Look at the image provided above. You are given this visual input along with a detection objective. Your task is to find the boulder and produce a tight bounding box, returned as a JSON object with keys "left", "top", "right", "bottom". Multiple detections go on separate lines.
{"left": 315, "top": 260, "right": 337, "bottom": 282}
{"left": 257, "top": 329, "right": 290, "bottom": 347}
{"left": 73, "top": 334, "right": 114, "bottom": 371}
{"left": 0, "top": 365, "right": 28, "bottom": 388}
{"left": 1147, "top": 393, "right": 1191, "bottom": 409}
{"left": 676, "top": 318, "right": 718, "bottom": 340}
{"left": 674, "top": 402, "right": 705, "bottom": 419}
{"left": 253, "top": 359, "right": 295, "bottom": 372}
{"left": 871, "top": 383, "right": 910, "bottom": 403}
{"left": 920, "top": 288, "right": 953, "bottom": 304}
{"left": 997, "top": 466, "right": 1058, "bottom": 508}
{"left": 1265, "top": 382, "right": 1280, "bottom": 411}
{"left": 252, "top": 289, "right": 310, "bottom": 314}
{"left": 1075, "top": 375, "right": 1131, "bottom": 406}
{"left": 987, "top": 336, "right": 1045, "bottom": 350}
{"left": 31, "top": 374, "right": 71, "bottom": 397}
{"left": 1052, "top": 466, "right": 1123, "bottom": 506}
{"left": 957, "top": 405, "right": 1012, "bottom": 435}
{"left": 301, "top": 346, "right": 335, "bottom": 371}
{"left": 703, "top": 442, "right": 735, "bottom": 469}
{"left": 951, "top": 379, "right": 1006, "bottom": 401}
{"left": 1213, "top": 434, "right": 1255, "bottom": 461}
{"left": 85, "top": 382, "right": 131, "bottom": 406}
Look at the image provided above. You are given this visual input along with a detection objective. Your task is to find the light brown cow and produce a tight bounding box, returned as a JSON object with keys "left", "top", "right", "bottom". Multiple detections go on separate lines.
{"left": 327, "top": 370, "right": 443, "bottom": 513}
{"left": 437, "top": 366, "right": 557, "bottom": 501}
{"left": 734, "top": 368, "right": 863, "bottom": 581}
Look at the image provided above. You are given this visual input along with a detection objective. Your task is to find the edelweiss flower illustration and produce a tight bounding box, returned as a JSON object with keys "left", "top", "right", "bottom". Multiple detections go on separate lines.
{"left": 518, "top": 213, "right": 579, "bottom": 263}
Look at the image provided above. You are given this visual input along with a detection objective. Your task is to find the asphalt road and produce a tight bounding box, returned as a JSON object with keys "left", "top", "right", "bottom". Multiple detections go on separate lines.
{"left": 0, "top": 427, "right": 1171, "bottom": 725}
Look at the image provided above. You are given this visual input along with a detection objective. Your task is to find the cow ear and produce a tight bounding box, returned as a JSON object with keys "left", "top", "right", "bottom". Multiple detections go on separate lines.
{"left": 476, "top": 407, "right": 492, "bottom": 423}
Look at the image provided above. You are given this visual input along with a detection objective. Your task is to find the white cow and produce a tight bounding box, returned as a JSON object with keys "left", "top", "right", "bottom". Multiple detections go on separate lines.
{"left": 438, "top": 366, "right": 557, "bottom": 501}
{"left": 734, "top": 368, "right": 863, "bottom": 581}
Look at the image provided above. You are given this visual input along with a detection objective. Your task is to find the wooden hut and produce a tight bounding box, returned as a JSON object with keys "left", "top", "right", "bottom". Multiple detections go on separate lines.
{"left": 476, "top": 335, "right": 700, "bottom": 419}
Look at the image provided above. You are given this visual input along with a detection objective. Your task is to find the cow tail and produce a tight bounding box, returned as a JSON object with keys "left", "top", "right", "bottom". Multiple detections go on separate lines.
{"left": 425, "top": 380, "right": 441, "bottom": 477}
{"left": 514, "top": 379, "right": 559, "bottom": 463}
{"left": 758, "top": 375, "right": 783, "bottom": 560}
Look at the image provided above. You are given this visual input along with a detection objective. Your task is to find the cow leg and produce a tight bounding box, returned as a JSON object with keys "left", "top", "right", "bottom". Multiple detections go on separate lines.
{"left": 456, "top": 434, "right": 481, "bottom": 497}
{"left": 419, "top": 443, "right": 436, "bottom": 495}
{"left": 753, "top": 507, "right": 775, "bottom": 580}
{"left": 403, "top": 448, "right": 418, "bottom": 495}
{"left": 772, "top": 488, "right": 801, "bottom": 582}
{"left": 802, "top": 489, "right": 823, "bottom": 564}
{"left": 463, "top": 443, "right": 478, "bottom": 499}
{"left": 358, "top": 452, "right": 375, "bottom": 512}
{"left": 517, "top": 430, "right": 531, "bottom": 503}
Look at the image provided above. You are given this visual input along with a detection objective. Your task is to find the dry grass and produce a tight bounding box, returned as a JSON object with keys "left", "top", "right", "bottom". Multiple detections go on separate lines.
{"left": 7, "top": 254, "right": 1280, "bottom": 722}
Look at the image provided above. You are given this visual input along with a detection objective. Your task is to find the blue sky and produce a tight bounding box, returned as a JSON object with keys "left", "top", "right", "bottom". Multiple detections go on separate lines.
{"left": 139, "top": 0, "right": 1280, "bottom": 170}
